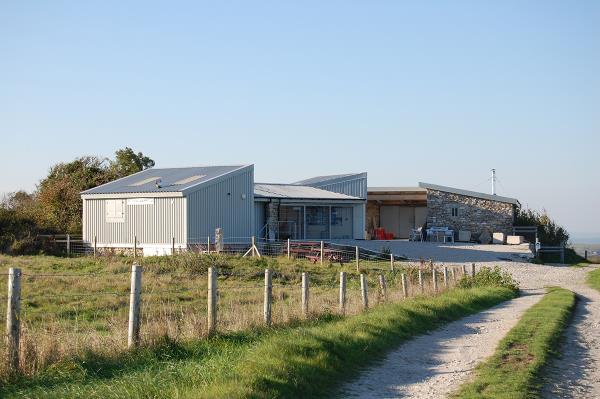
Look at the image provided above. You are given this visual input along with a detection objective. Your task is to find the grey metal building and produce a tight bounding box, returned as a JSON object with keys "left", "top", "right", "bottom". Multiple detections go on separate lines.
{"left": 81, "top": 165, "right": 254, "bottom": 255}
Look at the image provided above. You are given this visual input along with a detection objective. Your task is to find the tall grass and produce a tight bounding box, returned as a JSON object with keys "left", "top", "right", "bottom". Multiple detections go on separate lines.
{"left": 0, "top": 252, "right": 458, "bottom": 380}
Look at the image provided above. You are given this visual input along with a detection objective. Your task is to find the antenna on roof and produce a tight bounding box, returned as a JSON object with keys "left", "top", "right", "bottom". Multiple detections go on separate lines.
{"left": 491, "top": 169, "right": 496, "bottom": 195}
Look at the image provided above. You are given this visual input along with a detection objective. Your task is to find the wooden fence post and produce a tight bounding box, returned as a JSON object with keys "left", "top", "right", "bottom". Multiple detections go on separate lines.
{"left": 443, "top": 266, "right": 449, "bottom": 289}
{"left": 378, "top": 274, "right": 387, "bottom": 302}
{"left": 339, "top": 272, "right": 347, "bottom": 315}
{"left": 355, "top": 246, "right": 360, "bottom": 272}
{"left": 287, "top": 238, "right": 290, "bottom": 259}
{"left": 462, "top": 265, "right": 467, "bottom": 276}
{"left": 432, "top": 269, "right": 438, "bottom": 293}
{"left": 418, "top": 269, "right": 424, "bottom": 293}
{"left": 207, "top": 267, "right": 217, "bottom": 335}
{"left": 172, "top": 237, "right": 175, "bottom": 256}
{"left": 66, "top": 234, "right": 71, "bottom": 256}
{"left": 320, "top": 241, "right": 324, "bottom": 266}
{"left": 6, "top": 268, "right": 21, "bottom": 373}
{"left": 302, "top": 272, "right": 309, "bottom": 316}
{"left": 401, "top": 273, "right": 408, "bottom": 299}
{"left": 471, "top": 263, "right": 476, "bottom": 278}
{"left": 133, "top": 235, "right": 137, "bottom": 258}
{"left": 128, "top": 263, "right": 142, "bottom": 348}
{"left": 451, "top": 267, "right": 456, "bottom": 282}
{"left": 264, "top": 269, "right": 272, "bottom": 326}
{"left": 560, "top": 245, "right": 565, "bottom": 264}
{"left": 93, "top": 235, "right": 97, "bottom": 258}
{"left": 360, "top": 274, "right": 368, "bottom": 310}
{"left": 390, "top": 254, "right": 395, "bottom": 272}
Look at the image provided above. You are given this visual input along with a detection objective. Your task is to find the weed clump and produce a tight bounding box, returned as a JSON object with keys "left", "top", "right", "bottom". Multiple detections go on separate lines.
{"left": 457, "top": 266, "right": 519, "bottom": 291}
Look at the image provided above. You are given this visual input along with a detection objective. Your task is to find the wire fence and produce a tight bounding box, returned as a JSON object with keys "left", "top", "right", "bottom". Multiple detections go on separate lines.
{"left": 0, "top": 256, "right": 475, "bottom": 378}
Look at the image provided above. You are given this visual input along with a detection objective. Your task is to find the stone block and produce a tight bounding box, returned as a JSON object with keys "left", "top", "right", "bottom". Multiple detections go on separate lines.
{"left": 507, "top": 235, "right": 524, "bottom": 245}
{"left": 479, "top": 230, "right": 492, "bottom": 244}
{"left": 493, "top": 232, "right": 506, "bottom": 244}
{"left": 458, "top": 230, "right": 471, "bottom": 242}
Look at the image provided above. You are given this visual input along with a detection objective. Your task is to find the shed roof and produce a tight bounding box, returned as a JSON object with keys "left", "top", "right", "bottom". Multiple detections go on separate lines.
{"left": 418, "top": 182, "right": 519, "bottom": 205}
{"left": 254, "top": 183, "right": 362, "bottom": 201}
{"left": 368, "top": 186, "right": 427, "bottom": 193}
{"left": 82, "top": 165, "right": 250, "bottom": 195}
{"left": 294, "top": 173, "right": 366, "bottom": 186}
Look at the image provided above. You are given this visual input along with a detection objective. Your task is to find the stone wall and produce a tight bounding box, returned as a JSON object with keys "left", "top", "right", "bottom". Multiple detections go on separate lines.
{"left": 426, "top": 189, "right": 515, "bottom": 241}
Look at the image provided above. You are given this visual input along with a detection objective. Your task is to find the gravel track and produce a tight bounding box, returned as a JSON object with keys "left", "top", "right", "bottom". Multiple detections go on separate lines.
{"left": 334, "top": 241, "right": 600, "bottom": 398}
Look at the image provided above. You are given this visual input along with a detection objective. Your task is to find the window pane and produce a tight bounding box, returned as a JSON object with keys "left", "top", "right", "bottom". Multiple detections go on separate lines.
{"left": 279, "top": 205, "right": 304, "bottom": 240}
{"left": 306, "top": 206, "right": 330, "bottom": 239}
{"left": 331, "top": 206, "right": 353, "bottom": 239}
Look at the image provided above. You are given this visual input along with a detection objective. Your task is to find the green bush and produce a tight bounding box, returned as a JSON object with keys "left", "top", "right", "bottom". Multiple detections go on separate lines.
{"left": 457, "top": 266, "right": 519, "bottom": 291}
{"left": 515, "top": 208, "right": 569, "bottom": 246}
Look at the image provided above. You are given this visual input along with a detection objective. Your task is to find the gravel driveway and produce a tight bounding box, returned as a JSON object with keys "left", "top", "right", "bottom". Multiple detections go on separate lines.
{"left": 335, "top": 243, "right": 600, "bottom": 398}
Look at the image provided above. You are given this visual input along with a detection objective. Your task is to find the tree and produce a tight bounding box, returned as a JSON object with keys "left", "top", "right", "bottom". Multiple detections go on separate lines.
{"left": 110, "top": 147, "right": 155, "bottom": 179}
{"left": 36, "top": 156, "right": 112, "bottom": 233}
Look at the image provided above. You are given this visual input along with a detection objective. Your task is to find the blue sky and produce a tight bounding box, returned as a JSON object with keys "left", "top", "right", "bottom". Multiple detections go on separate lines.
{"left": 1, "top": 1, "right": 598, "bottom": 237}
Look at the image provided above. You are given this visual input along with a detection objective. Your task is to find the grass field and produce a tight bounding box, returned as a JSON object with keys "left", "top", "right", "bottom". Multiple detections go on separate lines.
{"left": 0, "top": 286, "right": 517, "bottom": 398}
{"left": 0, "top": 252, "right": 453, "bottom": 380}
{"left": 453, "top": 287, "right": 576, "bottom": 399}
{"left": 587, "top": 268, "right": 600, "bottom": 292}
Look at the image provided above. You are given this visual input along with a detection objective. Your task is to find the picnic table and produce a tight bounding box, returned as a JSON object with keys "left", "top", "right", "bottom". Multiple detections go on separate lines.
{"left": 289, "top": 243, "right": 346, "bottom": 265}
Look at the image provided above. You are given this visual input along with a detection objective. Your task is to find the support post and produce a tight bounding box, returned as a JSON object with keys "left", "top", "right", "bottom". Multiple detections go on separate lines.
{"left": 451, "top": 267, "right": 456, "bottom": 282}
{"left": 443, "top": 266, "right": 449, "bottom": 289}
{"left": 560, "top": 246, "right": 565, "bottom": 264}
{"left": 207, "top": 267, "right": 217, "bottom": 335}
{"left": 462, "top": 265, "right": 467, "bottom": 276}
{"left": 6, "top": 268, "right": 21, "bottom": 373}
{"left": 320, "top": 241, "right": 324, "bottom": 266}
{"left": 287, "top": 238, "right": 291, "bottom": 259}
{"left": 390, "top": 254, "right": 395, "bottom": 272}
{"left": 264, "top": 269, "right": 272, "bottom": 326}
{"left": 401, "top": 273, "right": 408, "bottom": 299}
{"left": 418, "top": 269, "right": 424, "bottom": 293}
{"left": 128, "top": 263, "right": 142, "bottom": 348}
{"left": 378, "top": 274, "right": 387, "bottom": 302}
{"left": 432, "top": 268, "right": 438, "bottom": 293}
{"left": 172, "top": 237, "right": 175, "bottom": 256}
{"left": 133, "top": 235, "right": 137, "bottom": 258}
{"left": 360, "top": 273, "right": 368, "bottom": 310}
{"left": 339, "top": 271, "right": 347, "bottom": 315}
{"left": 66, "top": 234, "right": 71, "bottom": 256}
{"left": 585, "top": 250, "right": 588, "bottom": 260}
{"left": 207, "top": 236, "right": 211, "bottom": 253}
{"left": 355, "top": 246, "right": 360, "bottom": 272}
{"left": 93, "top": 235, "right": 97, "bottom": 258}
{"left": 471, "top": 263, "right": 476, "bottom": 278}
{"left": 302, "top": 272, "right": 309, "bottom": 316}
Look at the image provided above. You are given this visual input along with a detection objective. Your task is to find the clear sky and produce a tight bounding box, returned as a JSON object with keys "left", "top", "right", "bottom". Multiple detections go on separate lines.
{"left": 1, "top": 1, "right": 598, "bottom": 237}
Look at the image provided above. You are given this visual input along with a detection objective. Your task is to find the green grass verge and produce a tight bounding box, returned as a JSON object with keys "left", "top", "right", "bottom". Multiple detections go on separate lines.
{"left": 453, "top": 287, "right": 576, "bottom": 399}
{"left": 587, "top": 268, "right": 600, "bottom": 292}
{"left": 0, "top": 287, "right": 516, "bottom": 399}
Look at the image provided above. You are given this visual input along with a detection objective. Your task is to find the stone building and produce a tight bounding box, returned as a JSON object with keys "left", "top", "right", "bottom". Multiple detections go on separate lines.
{"left": 419, "top": 183, "right": 519, "bottom": 241}
{"left": 366, "top": 182, "right": 519, "bottom": 241}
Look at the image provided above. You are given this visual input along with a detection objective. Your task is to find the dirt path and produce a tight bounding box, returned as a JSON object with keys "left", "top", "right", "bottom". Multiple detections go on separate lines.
{"left": 340, "top": 289, "right": 545, "bottom": 399}
{"left": 339, "top": 259, "right": 600, "bottom": 398}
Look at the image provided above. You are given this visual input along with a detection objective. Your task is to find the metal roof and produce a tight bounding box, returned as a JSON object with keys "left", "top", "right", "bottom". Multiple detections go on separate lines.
{"left": 418, "top": 182, "right": 519, "bottom": 205}
{"left": 293, "top": 173, "right": 365, "bottom": 186}
{"left": 368, "top": 186, "right": 427, "bottom": 193}
{"left": 254, "top": 183, "right": 362, "bottom": 201}
{"left": 82, "top": 165, "right": 250, "bottom": 195}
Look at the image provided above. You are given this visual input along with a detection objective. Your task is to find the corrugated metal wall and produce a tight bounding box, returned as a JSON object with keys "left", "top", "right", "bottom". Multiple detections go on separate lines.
{"left": 310, "top": 174, "right": 368, "bottom": 199}
{"left": 186, "top": 167, "right": 254, "bottom": 242}
{"left": 83, "top": 197, "right": 186, "bottom": 245}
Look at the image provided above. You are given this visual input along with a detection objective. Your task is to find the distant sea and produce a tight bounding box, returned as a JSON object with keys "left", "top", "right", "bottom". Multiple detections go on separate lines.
{"left": 570, "top": 233, "right": 600, "bottom": 245}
